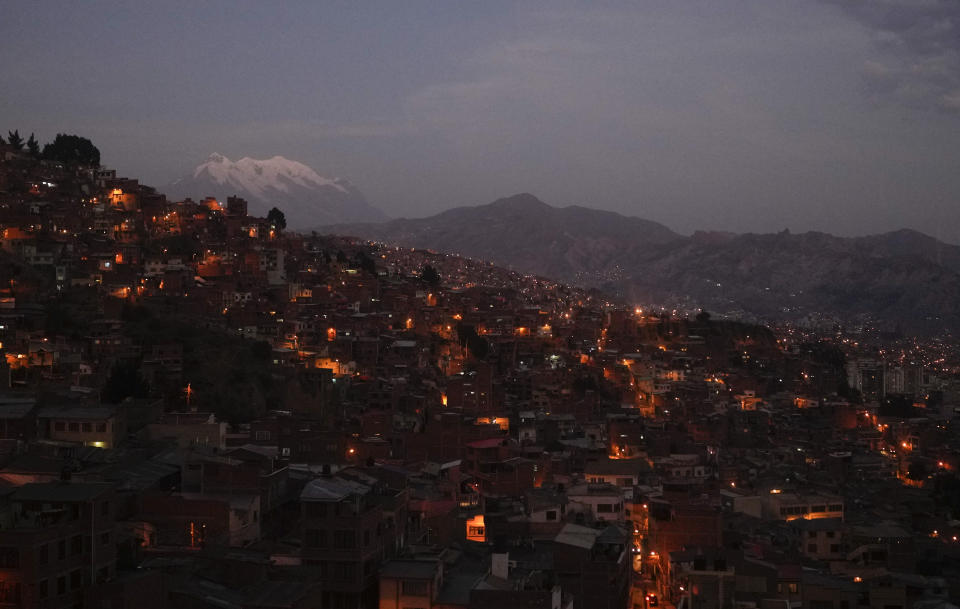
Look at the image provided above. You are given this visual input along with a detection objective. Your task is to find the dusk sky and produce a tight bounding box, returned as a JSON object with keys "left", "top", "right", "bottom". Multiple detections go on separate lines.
{"left": 3, "top": 1, "right": 959, "bottom": 239}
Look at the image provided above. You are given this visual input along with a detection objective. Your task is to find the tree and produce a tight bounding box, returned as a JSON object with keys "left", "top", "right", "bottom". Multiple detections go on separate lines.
{"left": 355, "top": 251, "right": 377, "bottom": 275}
{"left": 101, "top": 362, "right": 150, "bottom": 404}
{"left": 421, "top": 264, "right": 441, "bottom": 287}
{"left": 907, "top": 459, "right": 928, "bottom": 481}
{"left": 42, "top": 133, "right": 100, "bottom": 166}
{"left": 266, "top": 207, "right": 287, "bottom": 231}
{"left": 6, "top": 130, "right": 23, "bottom": 150}
{"left": 25, "top": 133, "right": 40, "bottom": 157}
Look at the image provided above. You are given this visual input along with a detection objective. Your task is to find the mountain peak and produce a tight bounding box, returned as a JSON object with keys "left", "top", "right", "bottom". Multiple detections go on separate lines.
{"left": 165, "top": 154, "right": 388, "bottom": 228}
{"left": 205, "top": 152, "right": 229, "bottom": 163}
{"left": 489, "top": 193, "right": 551, "bottom": 210}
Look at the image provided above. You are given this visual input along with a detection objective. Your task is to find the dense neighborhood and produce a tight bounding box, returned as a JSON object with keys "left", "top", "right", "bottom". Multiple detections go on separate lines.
{"left": 1, "top": 136, "right": 960, "bottom": 609}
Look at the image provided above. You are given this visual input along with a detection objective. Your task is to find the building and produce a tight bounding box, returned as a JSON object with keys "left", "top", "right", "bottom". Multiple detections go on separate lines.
{"left": 300, "top": 472, "right": 409, "bottom": 609}
{"left": 36, "top": 405, "right": 125, "bottom": 448}
{"left": 0, "top": 482, "right": 118, "bottom": 608}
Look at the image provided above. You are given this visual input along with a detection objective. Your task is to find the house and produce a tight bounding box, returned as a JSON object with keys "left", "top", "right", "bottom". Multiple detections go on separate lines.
{"left": 36, "top": 405, "right": 125, "bottom": 448}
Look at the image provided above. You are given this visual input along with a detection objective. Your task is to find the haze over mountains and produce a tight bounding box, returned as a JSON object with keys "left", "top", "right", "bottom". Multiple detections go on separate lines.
{"left": 164, "top": 154, "right": 387, "bottom": 228}
{"left": 324, "top": 193, "right": 960, "bottom": 332}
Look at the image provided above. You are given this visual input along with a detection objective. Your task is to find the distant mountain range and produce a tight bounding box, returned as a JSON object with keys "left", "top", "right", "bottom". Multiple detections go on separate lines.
{"left": 323, "top": 193, "right": 960, "bottom": 332}
{"left": 164, "top": 154, "right": 387, "bottom": 228}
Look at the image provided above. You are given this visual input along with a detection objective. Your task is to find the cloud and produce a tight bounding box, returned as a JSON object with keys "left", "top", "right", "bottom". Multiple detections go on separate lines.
{"left": 826, "top": 0, "right": 960, "bottom": 113}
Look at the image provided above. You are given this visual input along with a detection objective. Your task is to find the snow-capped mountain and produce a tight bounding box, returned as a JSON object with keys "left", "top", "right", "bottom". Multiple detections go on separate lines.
{"left": 163, "top": 154, "right": 387, "bottom": 228}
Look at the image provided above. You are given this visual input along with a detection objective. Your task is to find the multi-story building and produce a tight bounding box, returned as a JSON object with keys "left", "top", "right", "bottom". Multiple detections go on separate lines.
{"left": 300, "top": 471, "right": 409, "bottom": 609}
{"left": 0, "top": 482, "right": 117, "bottom": 608}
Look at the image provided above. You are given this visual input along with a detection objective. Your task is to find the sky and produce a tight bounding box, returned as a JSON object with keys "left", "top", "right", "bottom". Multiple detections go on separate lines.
{"left": 2, "top": 1, "right": 959, "bottom": 240}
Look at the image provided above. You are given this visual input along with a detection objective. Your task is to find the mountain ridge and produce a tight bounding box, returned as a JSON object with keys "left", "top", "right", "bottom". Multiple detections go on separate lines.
{"left": 321, "top": 193, "right": 960, "bottom": 332}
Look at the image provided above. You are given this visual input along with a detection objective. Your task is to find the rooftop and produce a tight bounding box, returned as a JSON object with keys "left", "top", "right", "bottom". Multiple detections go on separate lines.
{"left": 300, "top": 476, "right": 371, "bottom": 502}
{"left": 12, "top": 481, "right": 113, "bottom": 503}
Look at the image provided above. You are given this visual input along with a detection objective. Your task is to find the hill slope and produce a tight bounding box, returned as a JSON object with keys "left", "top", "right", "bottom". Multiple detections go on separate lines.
{"left": 322, "top": 194, "right": 960, "bottom": 331}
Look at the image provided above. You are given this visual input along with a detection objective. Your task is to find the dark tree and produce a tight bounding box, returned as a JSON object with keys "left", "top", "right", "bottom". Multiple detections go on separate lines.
{"left": 25, "top": 133, "right": 40, "bottom": 157}
{"left": 266, "top": 207, "right": 287, "bottom": 231}
{"left": 355, "top": 252, "right": 377, "bottom": 275}
{"left": 421, "top": 264, "right": 441, "bottom": 287}
{"left": 907, "top": 459, "right": 928, "bottom": 481}
{"left": 336, "top": 250, "right": 348, "bottom": 264}
{"left": 695, "top": 310, "right": 711, "bottom": 324}
{"left": 42, "top": 133, "right": 100, "bottom": 166}
{"left": 251, "top": 340, "right": 272, "bottom": 360}
{"left": 6, "top": 130, "right": 23, "bottom": 150}
{"left": 101, "top": 362, "right": 150, "bottom": 404}
{"left": 456, "top": 323, "right": 489, "bottom": 360}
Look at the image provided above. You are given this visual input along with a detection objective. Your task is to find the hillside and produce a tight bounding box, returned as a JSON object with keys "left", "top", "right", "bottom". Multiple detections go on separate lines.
{"left": 322, "top": 194, "right": 960, "bottom": 332}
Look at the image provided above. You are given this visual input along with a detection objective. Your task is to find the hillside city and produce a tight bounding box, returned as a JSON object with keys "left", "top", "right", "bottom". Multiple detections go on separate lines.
{"left": 2, "top": 135, "right": 960, "bottom": 609}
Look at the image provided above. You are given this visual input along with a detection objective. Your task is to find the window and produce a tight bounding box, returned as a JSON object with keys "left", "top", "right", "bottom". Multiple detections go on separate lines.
{"left": 808, "top": 531, "right": 817, "bottom": 539}
{"left": 39, "top": 543, "right": 48, "bottom": 565}
{"left": 363, "top": 529, "right": 370, "bottom": 546}
{"left": 101, "top": 532, "right": 110, "bottom": 545}
{"left": 468, "top": 526, "right": 484, "bottom": 537}
{"left": 333, "top": 530, "right": 356, "bottom": 549}
{"left": 70, "top": 535, "right": 82, "bottom": 556}
{"left": 82, "top": 422, "right": 91, "bottom": 433}
{"left": 68, "top": 422, "right": 80, "bottom": 432}
{"left": 97, "top": 422, "right": 107, "bottom": 433}
{"left": 305, "top": 529, "right": 327, "bottom": 548}
{"left": 826, "top": 531, "right": 836, "bottom": 538}
{"left": 788, "top": 583, "right": 799, "bottom": 594}
{"left": 54, "top": 421, "right": 66, "bottom": 432}
{"left": 57, "top": 576, "right": 66, "bottom": 595}
{"left": 58, "top": 539, "right": 66, "bottom": 560}
{"left": 0, "top": 547, "right": 18, "bottom": 568}
{"left": 829, "top": 504, "right": 843, "bottom": 512}
{"left": 255, "top": 430, "right": 271, "bottom": 441}
{"left": 830, "top": 544, "right": 840, "bottom": 553}
{"left": 70, "top": 569, "right": 82, "bottom": 590}
{"left": 546, "top": 510, "right": 557, "bottom": 521}
{"left": 811, "top": 505, "right": 826, "bottom": 513}
{"left": 807, "top": 544, "right": 817, "bottom": 553}
{"left": 597, "top": 504, "right": 613, "bottom": 513}
{"left": 38, "top": 580, "right": 48, "bottom": 599}
{"left": 401, "top": 580, "right": 429, "bottom": 596}
{"left": 102, "top": 501, "right": 110, "bottom": 517}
